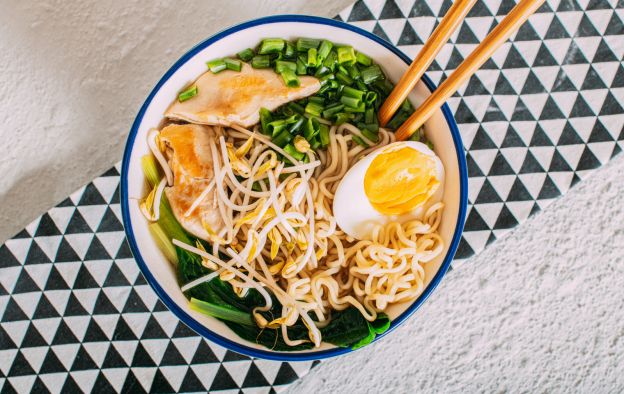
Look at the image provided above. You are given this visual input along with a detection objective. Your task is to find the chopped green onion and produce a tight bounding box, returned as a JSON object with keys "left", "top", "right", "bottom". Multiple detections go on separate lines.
{"left": 352, "top": 135, "right": 368, "bottom": 147}
{"left": 361, "top": 64, "right": 384, "bottom": 84}
{"left": 317, "top": 40, "right": 333, "bottom": 63}
{"left": 314, "top": 66, "right": 331, "bottom": 78}
{"left": 296, "top": 37, "right": 320, "bottom": 51}
{"left": 310, "top": 137, "right": 321, "bottom": 150}
{"left": 288, "top": 115, "right": 306, "bottom": 134}
{"left": 251, "top": 55, "right": 271, "bottom": 69}
{"left": 340, "top": 95, "right": 361, "bottom": 108}
{"left": 283, "top": 143, "right": 305, "bottom": 161}
{"left": 206, "top": 58, "right": 227, "bottom": 73}
{"left": 224, "top": 58, "right": 242, "bottom": 72}
{"left": 305, "top": 101, "right": 324, "bottom": 117}
{"left": 319, "top": 73, "right": 335, "bottom": 86}
{"left": 295, "top": 57, "right": 306, "bottom": 75}
{"left": 342, "top": 86, "right": 365, "bottom": 100}
{"left": 356, "top": 51, "right": 372, "bottom": 66}
{"left": 337, "top": 46, "right": 356, "bottom": 65}
{"left": 307, "top": 48, "right": 318, "bottom": 67}
{"left": 346, "top": 64, "right": 361, "bottom": 80}
{"left": 259, "top": 108, "right": 272, "bottom": 134}
{"left": 334, "top": 112, "right": 353, "bottom": 125}
{"left": 284, "top": 42, "right": 296, "bottom": 58}
{"left": 190, "top": 298, "right": 254, "bottom": 326}
{"left": 178, "top": 85, "right": 198, "bottom": 102}
{"left": 309, "top": 96, "right": 325, "bottom": 105}
{"left": 322, "top": 103, "right": 344, "bottom": 119}
{"left": 275, "top": 60, "right": 297, "bottom": 73}
{"left": 365, "top": 91, "right": 378, "bottom": 106}
{"left": 288, "top": 102, "right": 305, "bottom": 115}
{"left": 272, "top": 129, "right": 294, "bottom": 147}
{"left": 319, "top": 124, "right": 330, "bottom": 147}
{"left": 258, "top": 38, "right": 285, "bottom": 54}
{"left": 323, "top": 51, "right": 337, "bottom": 70}
{"left": 237, "top": 48, "right": 255, "bottom": 62}
{"left": 361, "top": 128, "right": 379, "bottom": 143}
{"left": 365, "top": 108, "right": 375, "bottom": 124}
{"left": 280, "top": 69, "right": 300, "bottom": 87}
{"left": 344, "top": 102, "right": 366, "bottom": 113}
{"left": 303, "top": 117, "right": 320, "bottom": 140}
{"left": 336, "top": 71, "right": 353, "bottom": 85}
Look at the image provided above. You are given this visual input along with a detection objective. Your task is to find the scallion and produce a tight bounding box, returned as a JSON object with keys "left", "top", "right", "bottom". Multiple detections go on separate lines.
{"left": 283, "top": 143, "right": 305, "bottom": 161}
{"left": 237, "top": 48, "right": 255, "bottom": 62}
{"left": 296, "top": 57, "right": 307, "bottom": 75}
{"left": 337, "top": 46, "right": 356, "bottom": 65}
{"left": 305, "top": 101, "right": 324, "bottom": 117}
{"left": 207, "top": 58, "right": 227, "bottom": 73}
{"left": 251, "top": 55, "right": 271, "bottom": 69}
{"left": 280, "top": 68, "right": 300, "bottom": 87}
{"left": 296, "top": 37, "right": 320, "bottom": 51}
{"left": 307, "top": 48, "right": 318, "bottom": 67}
{"left": 352, "top": 135, "right": 368, "bottom": 147}
{"left": 259, "top": 108, "right": 272, "bottom": 135}
{"left": 342, "top": 86, "right": 365, "bottom": 100}
{"left": 319, "top": 124, "right": 330, "bottom": 147}
{"left": 303, "top": 117, "right": 320, "bottom": 140}
{"left": 340, "top": 95, "right": 361, "bottom": 108}
{"left": 224, "top": 58, "right": 242, "bottom": 72}
{"left": 361, "top": 64, "right": 384, "bottom": 84}
{"left": 317, "top": 40, "right": 333, "bottom": 63}
{"left": 334, "top": 112, "right": 353, "bottom": 125}
{"left": 275, "top": 60, "right": 297, "bottom": 73}
{"left": 284, "top": 42, "right": 296, "bottom": 58}
{"left": 356, "top": 51, "right": 372, "bottom": 66}
{"left": 322, "top": 103, "right": 344, "bottom": 119}
{"left": 272, "top": 129, "right": 294, "bottom": 147}
{"left": 336, "top": 71, "right": 353, "bottom": 85}
{"left": 178, "top": 85, "right": 198, "bottom": 102}
{"left": 258, "top": 38, "right": 285, "bottom": 54}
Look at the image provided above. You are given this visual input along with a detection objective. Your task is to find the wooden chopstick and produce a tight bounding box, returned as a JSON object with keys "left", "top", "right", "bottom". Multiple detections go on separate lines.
{"left": 379, "top": 0, "right": 478, "bottom": 127}
{"left": 395, "top": 0, "right": 546, "bottom": 141}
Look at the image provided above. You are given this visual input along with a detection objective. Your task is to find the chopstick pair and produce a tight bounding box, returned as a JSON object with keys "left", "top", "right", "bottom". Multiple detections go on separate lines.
{"left": 379, "top": 0, "right": 546, "bottom": 141}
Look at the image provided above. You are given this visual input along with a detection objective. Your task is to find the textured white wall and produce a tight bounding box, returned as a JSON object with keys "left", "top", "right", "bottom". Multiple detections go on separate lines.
{"left": 0, "top": 0, "right": 351, "bottom": 243}
{"left": 2, "top": 1, "right": 623, "bottom": 392}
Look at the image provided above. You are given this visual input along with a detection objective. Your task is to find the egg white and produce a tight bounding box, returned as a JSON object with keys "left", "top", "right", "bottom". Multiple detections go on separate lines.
{"left": 332, "top": 141, "right": 445, "bottom": 240}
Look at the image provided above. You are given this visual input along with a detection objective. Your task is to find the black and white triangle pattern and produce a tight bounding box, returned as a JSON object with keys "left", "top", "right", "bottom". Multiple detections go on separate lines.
{"left": 338, "top": 0, "right": 624, "bottom": 265}
{"left": 1, "top": 0, "right": 624, "bottom": 392}
{"left": 0, "top": 165, "right": 317, "bottom": 393}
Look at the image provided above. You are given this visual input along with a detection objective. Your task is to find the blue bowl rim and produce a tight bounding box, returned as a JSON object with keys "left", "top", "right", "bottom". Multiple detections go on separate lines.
{"left": 121, "top": 14, "right": 468, "bottom": 362}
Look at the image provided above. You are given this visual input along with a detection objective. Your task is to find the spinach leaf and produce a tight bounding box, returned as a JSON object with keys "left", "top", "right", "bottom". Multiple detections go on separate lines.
{"left": 176, "top": 245, "right": 263, "bottom": 312}
{"left": 351, "top": 322, "right": 376, "bottom": 350}
{"left": 370, "top": 313, "right": 391, "bottom": 334}
{"left": 320, "top": 308, "right": 393, "bottom": 349}
{"left": 320, "top": 307, "right": 371, "bottom": 347}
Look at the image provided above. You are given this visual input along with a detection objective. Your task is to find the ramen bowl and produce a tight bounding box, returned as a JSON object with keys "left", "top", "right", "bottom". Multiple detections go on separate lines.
{"left": 121, "top": 15, "right": 468, "bottom": 361}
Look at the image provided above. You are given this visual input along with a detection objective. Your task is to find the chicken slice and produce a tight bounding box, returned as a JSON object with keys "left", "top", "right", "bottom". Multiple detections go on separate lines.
{"left": 165, "top": 63, "right": 320, "bottom": 127}
{"left": 159, "top": 123, "right": 223, "bottom": 241}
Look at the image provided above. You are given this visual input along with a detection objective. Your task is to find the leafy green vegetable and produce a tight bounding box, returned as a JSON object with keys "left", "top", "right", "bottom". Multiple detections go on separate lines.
{"left": 190, "top": 298, "right": 254, "bottom": 326}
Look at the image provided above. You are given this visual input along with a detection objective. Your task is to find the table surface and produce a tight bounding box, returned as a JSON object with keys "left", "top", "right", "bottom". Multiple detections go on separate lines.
{"left": 2, "top": 0, "right": 623, "bottom": 392}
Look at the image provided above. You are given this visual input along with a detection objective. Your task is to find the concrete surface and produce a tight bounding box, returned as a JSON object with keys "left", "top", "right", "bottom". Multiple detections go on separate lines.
{"left": 1, "top": 1, "right": 623, "bottom": 392}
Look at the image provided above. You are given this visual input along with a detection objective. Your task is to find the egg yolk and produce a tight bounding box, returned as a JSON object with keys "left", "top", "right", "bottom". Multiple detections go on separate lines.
{"left": 364, "top": 147, "right": 439, "bottom": 215}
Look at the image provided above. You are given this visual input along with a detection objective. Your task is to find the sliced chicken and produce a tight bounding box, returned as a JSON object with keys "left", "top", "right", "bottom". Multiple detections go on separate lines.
{"left": 165, "top": 63, "right": 320, "bottom": 127}
{"left": 159, "top": 123, "right": 223, "bottom": 241}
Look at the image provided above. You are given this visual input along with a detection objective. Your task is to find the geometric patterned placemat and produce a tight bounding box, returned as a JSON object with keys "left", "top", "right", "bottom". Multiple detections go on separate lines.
{"left": 1, "top": 0, "right": 623, "bottom": 392}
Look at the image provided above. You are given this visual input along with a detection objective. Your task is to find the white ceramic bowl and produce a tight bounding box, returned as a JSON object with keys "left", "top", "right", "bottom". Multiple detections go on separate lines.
{"left": 121, "top": 15, "right": 468, "bottom": 361}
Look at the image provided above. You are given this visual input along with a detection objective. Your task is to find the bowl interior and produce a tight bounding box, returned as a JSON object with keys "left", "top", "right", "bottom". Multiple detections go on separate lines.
{"left": 122, "top": 16, "right": 466, "bottom": 360}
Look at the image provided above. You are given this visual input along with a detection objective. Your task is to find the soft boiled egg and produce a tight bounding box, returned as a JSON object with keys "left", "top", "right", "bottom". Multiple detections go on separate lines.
{"left": 333, "top": 141, "right": 445, "bottom": 240}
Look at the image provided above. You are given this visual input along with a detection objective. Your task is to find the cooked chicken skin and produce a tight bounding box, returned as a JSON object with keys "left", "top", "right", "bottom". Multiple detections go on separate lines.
{"left": 165, "top": 63, "right": 320, "bottom": 127}
{"left": 159, "top": 124, "right": 223, "bottom": 241}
